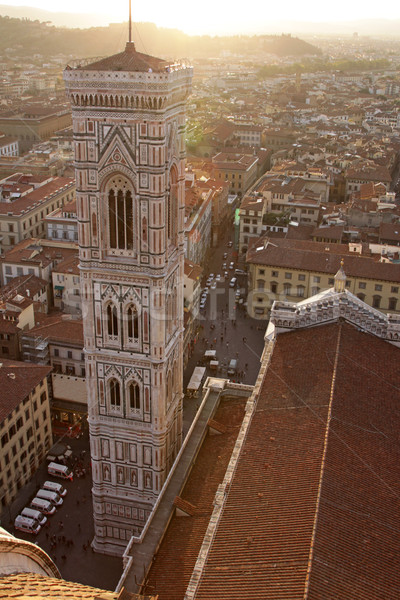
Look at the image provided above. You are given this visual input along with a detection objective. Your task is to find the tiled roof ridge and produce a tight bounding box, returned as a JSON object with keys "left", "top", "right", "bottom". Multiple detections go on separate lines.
{"left": 0, "top": 359, "right": 50, "bottom": 373}
{"left": 302, "top": 321, "right": 343, "bottom": 599}
{"left": 28, "top": 317, "right": 67, "bottom": 334}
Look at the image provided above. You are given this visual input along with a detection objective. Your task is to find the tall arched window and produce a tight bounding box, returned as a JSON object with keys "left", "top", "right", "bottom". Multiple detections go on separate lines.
{"left": 107, "top": 304, "right": 119, "bottom": 336}
{"left": 168, "top": 166, "right": 178, "bottom": 246}
{"left": 109, "top": 379, "right": 121, "bottom": 409}
{"left": 129, "top": 382, "right": 140, "bottom": 412}
{"left": 167, "top": 371, "right": 172, "bottom": 406}
{"left": 127, "top": 305, "right": 139, "bottom": 340}
{"left": 107, "top": 177, "right": 134, "bottom": 251}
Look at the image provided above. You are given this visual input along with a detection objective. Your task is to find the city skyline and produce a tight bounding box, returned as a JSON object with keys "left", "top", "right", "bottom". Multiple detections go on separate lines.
{"left": 1, "top": 0, "right": 400, "bottom": 36}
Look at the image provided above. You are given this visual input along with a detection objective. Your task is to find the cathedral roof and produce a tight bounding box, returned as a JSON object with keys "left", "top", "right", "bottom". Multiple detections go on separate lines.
{"left": 81, "top": 42, "right": 168, "bottom": 73}
{"left": 193, "top": 321, "right": 400, "bottom": 600}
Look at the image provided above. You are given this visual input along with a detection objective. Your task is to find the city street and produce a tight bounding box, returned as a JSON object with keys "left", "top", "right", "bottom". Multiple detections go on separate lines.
{"left": 4, "top": 433, "right": 122, "bottom": 591}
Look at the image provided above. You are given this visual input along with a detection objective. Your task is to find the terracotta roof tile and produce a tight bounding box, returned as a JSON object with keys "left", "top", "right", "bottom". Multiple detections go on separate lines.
{"left": 81, "top": 42, "right": 167, "bottom": 73}
{"left": 0, "top": 359, "right": 51, "bottom": 421}
{"left": 0, "top": 177, "right": 74, "bottom": 216}
{"left": 0, "top": 572, "right": 119, "bottom": 599}
{"left": 246, "top": 237, "right": 400, "bottom": 283}
{"left": 193, "top": 322, "right": 400, "bottom": 600}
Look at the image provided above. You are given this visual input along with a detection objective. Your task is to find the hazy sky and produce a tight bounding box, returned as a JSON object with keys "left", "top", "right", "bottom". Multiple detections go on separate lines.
{"left": 2, "top": 0, "right": 400, "bottom": 35}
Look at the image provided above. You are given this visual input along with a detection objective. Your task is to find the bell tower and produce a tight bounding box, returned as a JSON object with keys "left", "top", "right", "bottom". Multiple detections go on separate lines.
{"left": 63, "top": 41, "right": 192, "bottom": 555}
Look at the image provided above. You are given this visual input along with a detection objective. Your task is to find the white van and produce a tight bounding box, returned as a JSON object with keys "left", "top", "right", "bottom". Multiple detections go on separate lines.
{"left": 31, "top": 496, "right": 56, "bottom": 515}
{"left": 43, "top": 480, "right": 67, "bottom": 497}
{"left": 37, "top": 489, "right": 63, "bottom": 507}
{"left": 228, "top": 358, "right": 238, "bottom": 376}
{"left": 21, "top": 507, "right": 47, "bottom": 527}
{"left": 48, "top": 462, "right": 73, "bottom": 481}
{"left": 14, "top": 515, "right": 41, "bottom": 535}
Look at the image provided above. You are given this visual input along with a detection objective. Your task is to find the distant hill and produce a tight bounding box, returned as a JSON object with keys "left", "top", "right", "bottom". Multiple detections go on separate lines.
{"left": 0, "top": 15, "right": 322, "bottom": 61}
{"left": 1, "top": 5, "right": 400, "bottom": 37}
{"left": 0, "top": 4, "right": 113, "bottom": 28}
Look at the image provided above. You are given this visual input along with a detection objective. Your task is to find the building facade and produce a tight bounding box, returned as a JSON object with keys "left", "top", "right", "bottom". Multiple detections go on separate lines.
{"left": 63, "top": 42, "right": 192, "bottom": 555}
{"left": 246, "top": 237, "right": 400, "bottom": 318}
{"left": 0, "top": 360, "right": 52, "bottom": 513}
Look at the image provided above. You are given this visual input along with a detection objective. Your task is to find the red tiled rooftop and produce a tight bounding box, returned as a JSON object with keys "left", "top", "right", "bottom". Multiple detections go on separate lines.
{"left": 0, "top": 359, "right": 51, "bottom": 421}
{"left": 193, "top": 322, "right": 400, "bottom": 599}
{"left": 246, "top": 236, "right": 400, "bottom": 283}
{"left": 80, "top": 42, "right": 167, "bottom": 73}
{"left": 0, "top": 177, "right": 74, "bottom": 216}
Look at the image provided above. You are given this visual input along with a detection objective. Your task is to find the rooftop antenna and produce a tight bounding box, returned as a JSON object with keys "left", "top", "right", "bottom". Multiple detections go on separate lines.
{"left": 126, "top": 0, "right": 135, "bottom": 51}
{"left": 129, "top": 0, "right": 132, "bottom": 43}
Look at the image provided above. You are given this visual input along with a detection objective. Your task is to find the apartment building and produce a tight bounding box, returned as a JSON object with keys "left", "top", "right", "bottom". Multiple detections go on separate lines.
{"left": 0, "top": 360, "right": 52, "bottom": 511}
{"left": 246, "top": 237, "right": 400, "bottom": 318}
{"left": 0, "top": 175, "right": 75, "bottom": 250}
{"left": 185, "top": 184, "right": 212, "bottom": 265}
{"left": 45, "top": 199, "right": 78, "bottom": 242}
{"left": 212, "top": 152, "right": 259, "bottom": 197}
{"left": 0, "top": 238, "right": 77, "bottom": 286}
{"left": 52, "top": 254, "right": 81, "bottom": 315}
{"left": 0, "top": 135, "right": 18, "bottom": 157}
{"left": 21, "top": 314, "right": 86, "bottom": 428}
{"left": 238, "top": 175, "right": 322, "bottom": 254}
{"left": 345, "top": 164, "right": 392, "bottom": 199}
{"left": 0, "top": 104, "right": 71, "bottom": 153}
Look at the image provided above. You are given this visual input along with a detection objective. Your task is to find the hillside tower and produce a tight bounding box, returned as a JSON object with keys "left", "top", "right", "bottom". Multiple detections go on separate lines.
{"left": 63, "top": 42, "right": 192, "bottom": 555}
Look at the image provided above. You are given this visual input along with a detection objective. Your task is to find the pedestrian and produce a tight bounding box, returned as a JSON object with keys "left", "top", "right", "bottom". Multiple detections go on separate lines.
{"left": 78, "top": 523, "right": 81, "bottom": 532}
{"left": 61, "top": 554, "right": 66, "bottom": 561}
{"left": 83, "top": 544, "right": 87, "bottom": 551}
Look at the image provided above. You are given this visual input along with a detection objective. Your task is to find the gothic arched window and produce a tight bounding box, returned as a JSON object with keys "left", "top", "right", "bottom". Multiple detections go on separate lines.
{"left": 109, "top": 378, "right": 121, "bottom": 409}
{"left": 167, "top": 371, "right": 172, "bottom": 406}
{"left": 167, "top": 166, "right": 178, "bottom": 246}
{"left": 128, "top": 382, "right": 141, "bottom": 412}
{"left": 107, "top": 177, "right": 134, "bottom": 251}
{"left": 127, "top": 305, "right": 139, "bottom": 340}
{"left": 107, "top": 304, "right": 119, "bottom": 337}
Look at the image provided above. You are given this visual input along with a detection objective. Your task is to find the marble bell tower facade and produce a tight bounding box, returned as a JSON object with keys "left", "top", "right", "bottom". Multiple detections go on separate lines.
{"left": 63, "top": 42, "right": 192, "bottom": 555}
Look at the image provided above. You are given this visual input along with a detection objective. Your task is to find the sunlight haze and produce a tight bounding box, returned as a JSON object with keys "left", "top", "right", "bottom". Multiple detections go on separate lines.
{"left": 1, "top": 0, "right": 400, "bottom": 35}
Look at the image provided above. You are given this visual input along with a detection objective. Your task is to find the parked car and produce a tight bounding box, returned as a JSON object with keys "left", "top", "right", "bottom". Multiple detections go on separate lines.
{"left": 14, "top": 515, "right": 41, "bottom": 535}
{"left": 229, "top": 262, "right": 235, "bottom": 270}
{"left": 230, "top": 277, "right": 237, "bottom": 288}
